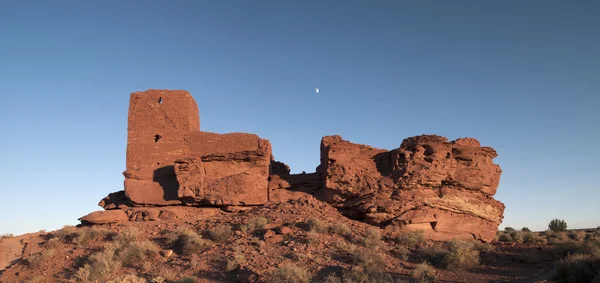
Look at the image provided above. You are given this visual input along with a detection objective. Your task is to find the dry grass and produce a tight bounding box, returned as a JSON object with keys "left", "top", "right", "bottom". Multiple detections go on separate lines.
{"left": 553, "top": 253, "right": 600, "bottom": 283}
{"left": 226, "top": 246, "right": 246, "bottom": 272}
{"left": 522, "top": 232, "right": 548, "bottom": 244}
{"left": 75, "top": 244, "right": 120, "bottom": 282}
{"left": 361, "top": 228, "right": 383, "bottom": 249}
{"left": 119, "top": 240, "right": 160, "bottom": 270}
{"left": 307, "top": 218, "right": 329, "bottom": 233}
{"left": 207, "top": 224, "right": 232, "bottom": 243}
{"left": 106, "top": 274, "right": 146, "bottom": 283}
{"left": 411, "top": 261, "right": 438, "bottom": 283}
{"left": 27, "top": 249, "right": 55, "bottom": 269}
{"left": 113, "top": 226, "right": 139, "bottom": 244}
{"left": 240, "top": 216, "right": 269, "bottom": 233}
{"left": 396, "top": 230, "right": 426, "bottom": 249}
{"left": 444, "top": 240, "right": 480, "bottom": 271}
{"left": 330, "top": 223, "right": 352, "bottom": 237}
{"left": 272, "top": 264, "right": 311, "bottom": 283}
{"left": 164, "top": 228, "right": 210, "bottom": 256}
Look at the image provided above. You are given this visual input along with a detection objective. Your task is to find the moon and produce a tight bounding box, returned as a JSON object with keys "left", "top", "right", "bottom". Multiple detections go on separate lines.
{"left": 315, "top": 88, "right": 319, "bottom": 94}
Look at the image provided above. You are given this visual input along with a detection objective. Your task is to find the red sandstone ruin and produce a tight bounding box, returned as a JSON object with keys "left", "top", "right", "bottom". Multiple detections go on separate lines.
{"left": 81, "top": 89, "right": 504, "bottom": 242}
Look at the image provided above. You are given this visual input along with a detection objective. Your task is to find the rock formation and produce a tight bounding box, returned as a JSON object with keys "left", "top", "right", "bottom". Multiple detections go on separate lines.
{"left": 316, "top": 135, "right": 504, "bottom": 242}
{"left": 80, "top": 89, "right": 504, "bottom": 242}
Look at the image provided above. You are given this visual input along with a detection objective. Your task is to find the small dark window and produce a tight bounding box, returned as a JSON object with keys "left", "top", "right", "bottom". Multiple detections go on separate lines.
{"left": 154, "top": 134, "right": 162, "bottom": 142}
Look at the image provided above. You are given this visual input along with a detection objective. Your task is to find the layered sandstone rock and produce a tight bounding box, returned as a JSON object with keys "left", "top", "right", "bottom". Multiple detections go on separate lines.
{"left": 317, "top": 134, "right": 504, "bottom": 242}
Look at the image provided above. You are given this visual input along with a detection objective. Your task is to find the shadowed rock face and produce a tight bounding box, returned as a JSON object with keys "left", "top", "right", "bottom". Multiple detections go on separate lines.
{"left": 316, "top": 135, "right": 504, "bottom": 242}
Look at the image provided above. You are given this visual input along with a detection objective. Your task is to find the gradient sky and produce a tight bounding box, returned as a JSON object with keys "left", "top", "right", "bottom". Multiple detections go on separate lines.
{"left": 1, "top": 1, "right": 599, "bottom": 235}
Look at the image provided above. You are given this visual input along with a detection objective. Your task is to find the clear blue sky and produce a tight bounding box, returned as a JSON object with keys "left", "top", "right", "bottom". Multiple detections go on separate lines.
{"left": 1, "top": 1, "right": 598, "bottom": 235}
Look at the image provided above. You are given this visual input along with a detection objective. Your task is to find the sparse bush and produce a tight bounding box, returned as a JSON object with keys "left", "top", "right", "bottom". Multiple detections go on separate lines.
{"left": 361, "top": 228, "right": 382, "bottom": 249}
{"left": 475, "top": 241, "right": 495, "bottom": 253}
{"left": 119, "top": 240, "right": 160, "bottom": 269}
{"left": 411, "top": 262, "right": 438, "bottom": 283}
{"left": 307, "top": 218, "right": 329, "bottom": 233}
{"left": 420, "top": 245, "right": 449, "bottom": 266}
{"left": 208, "top": 224, "right": 232, "bottom": 243}
{"left": 395, "top": 245, "right": 410, "bottom": 260}
{"left": 272, "top": 264, "right": 311, "bottom": 283}
{"left": 523, "top": 232, "right": 547, "bottom": 245}
{"left": 549, "top": 232, "right": 571, "bottom": 245}
{"left": 509, "top": 231, "right": 524, "bottom": 243}
{"left": 1, "top": 233, "right": 14, "bottom": 239}
{"left": 240, "top": 216, "right": 269, "bottom": 233}
{"left": 549, "top": 219, "right": 568, "bottom": 232}
{"left": 226, "top": 247, "right": 246, "bottom": 272}
{"left": 498, "top": 233, "right": 513, "bottom": 242}
{"left": 330, "top": 223, "right": 351, "bottom": 237}
{"left": 553, "top": 253, "right": 600, "bottom": 283}
{"left": 521, "top": 227, "right": 531, "bottom": 232}
{"left": 114, "top": 226, "right": 139, "bottom": 244}
{"left": 107, "top": 274, "right": 146, "bottom": 283}
{"left": 171, "top": 278, "right": 197, "bottom": 283}
{"left": 44, "top": 237, "right": 61, "bottom": 248}
{"left": 75, "top": 244, "right": 120, "bottom": 282}
{"left": 164, "top": 228, "right": 209, "bottom": 255}
{"left": 504, "top": 227, "right": 515, "bottom": 232}
{"left": 570, "top": 230, "right": 587, "bottom": 242}
{"left": 396, "top": 230, "right": 426, "bottom": 249}
{"left": 444, "top": 240, "right": 480, "bottom": 271}
{"left": 352, "top": 248, "right": 387, "bottom": 274}
{"left": 27, "top": 249, "right": 55, "bottom": 268}
{"left": 70, "top": 227, "right": 111, "bottom": 247}
{"left": 52, "top": 225, "right": 77, "bottom": 242}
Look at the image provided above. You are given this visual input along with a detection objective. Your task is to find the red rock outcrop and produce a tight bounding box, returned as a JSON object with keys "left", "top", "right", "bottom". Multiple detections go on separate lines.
{"left": 83, "top": 89, "right": 505, "bottom": 243}
{"left": 317, "top": 135, "right": 504, "bottom": 242}
{"left": 102, "top": 90, "right": 272, "bottom": 208}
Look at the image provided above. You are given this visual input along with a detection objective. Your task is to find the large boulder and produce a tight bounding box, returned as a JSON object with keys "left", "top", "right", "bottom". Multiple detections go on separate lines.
{"left": 317, "top": 135, "right": 504, "bottom": 242}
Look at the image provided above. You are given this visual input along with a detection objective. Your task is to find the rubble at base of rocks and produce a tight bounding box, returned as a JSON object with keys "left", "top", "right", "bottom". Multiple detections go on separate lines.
{"left": 80, "top": 89, "right": 505, "bottom": 242}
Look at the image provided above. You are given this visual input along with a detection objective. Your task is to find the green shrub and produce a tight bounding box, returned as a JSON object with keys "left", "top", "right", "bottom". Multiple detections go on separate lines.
{"left": 164, "top": 228, "right": 209, "bottom": 255}
{"left": 550, "top": 232, "right": 571, "bottom": 245}
{"left": 553, "top": 253, "right": 600, "bottom": 283}
{"left": 272, "top": 264, "right": 311, "bottom": 283}
{"left": 522, "top": 227, "right": 531, "bottom": 232}
{"left": 240, "top": 216, "right": 269, "bottom": 233}
{"left": 1, "top": 233, "right": 14, "bottom": 239}
{"left": 307, "top": 218, "right": 329, "bottom": 233}
{"left": 207, "top": 224, "right": 233, "bottom": 243}
{"left": 420, "top": 245, "right": 449, "bottom": 266}
{"left": 504, "top": 227, "right": 515, "bottom": 232}
{"left": 549, "top": 219, "right": 568, "bottom": 232}
{"left": 396, "top": 230, "right": 426, "bottom": 249}
{"left": 444, "top": 240, "right": 480, "bottom": 271}
{"left": 411, "top": 262, "right": 438, "bottom": 283}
